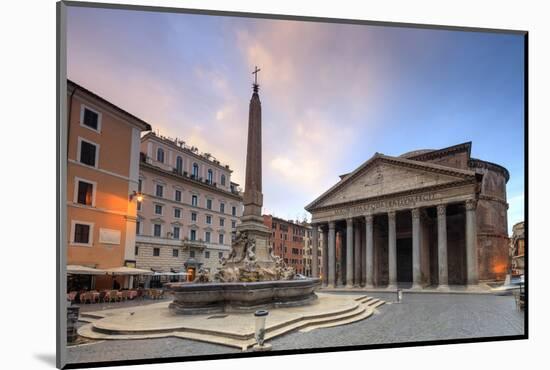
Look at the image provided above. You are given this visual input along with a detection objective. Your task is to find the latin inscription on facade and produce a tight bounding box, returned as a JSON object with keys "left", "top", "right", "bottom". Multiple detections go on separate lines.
{"left": 333, "top": 193, "right": 437, "bottom": 217}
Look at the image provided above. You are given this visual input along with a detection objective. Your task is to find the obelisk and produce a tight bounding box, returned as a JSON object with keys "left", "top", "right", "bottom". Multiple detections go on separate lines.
{"left": 237, "top": 66, "right": 274, "bottom": 268}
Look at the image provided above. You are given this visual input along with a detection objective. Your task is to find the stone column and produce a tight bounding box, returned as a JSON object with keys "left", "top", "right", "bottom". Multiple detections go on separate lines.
{"left": 465, "top": 199, "right": 479, "bottom": 286}
{"left": 412, "top": 208, "right": 422, "bottom": 289}
{"left": 328, "top": 221, "right": 336, "bottom": 288}
{"left": 365, "top": 214, "right": 374, "bottom": 288}
{"left": 387, "top": 211, "right": 397, "bottom": 289}
{"left": 340, "top": 230, "right": 346, "bottom": 286}
{"left": 311, "top": 225, "right": 319, "bottom": 278}
{"left": 437, "top": 204, "right": 449, "bottom": 288}
{"left": 354, "top": 221, "right": 361, "bottom": 286}
{"left": 321, "top": 227, "right": 328, "bottom": 287}
{"left": 346, "top": 218, "right": 354, "bottom": 288}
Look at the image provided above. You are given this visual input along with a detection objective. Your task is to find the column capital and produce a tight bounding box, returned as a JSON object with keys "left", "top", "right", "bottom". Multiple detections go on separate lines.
{"left": 437, "top": 204, "right": 446, "bottom": 216}
{"left": 387, "top": 210, "right": 396, "bottom": 220}
{"left": 346, "top": 217, "right": 353, "bottom": 224}
{"left": 365, "top": 214, "right": 373, "bottom": 223}
{"left": 328, "top": 221, "right": 336, "bottom": 230}
{"left": 465, "top": 199, "right": 478, "bottom": 211}
{"left": 411, "top": 208, "right": 420, "bottom": 220}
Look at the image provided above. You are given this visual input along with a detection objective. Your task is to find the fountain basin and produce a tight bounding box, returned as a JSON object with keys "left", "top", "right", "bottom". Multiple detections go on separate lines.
{"left": 166, "top": 278, "right": 321, "bottom": 314}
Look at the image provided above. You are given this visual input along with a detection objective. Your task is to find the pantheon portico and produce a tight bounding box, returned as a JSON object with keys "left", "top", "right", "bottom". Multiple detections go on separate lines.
{"left": 305, "top": 142, "right": 509, "bottom": 289}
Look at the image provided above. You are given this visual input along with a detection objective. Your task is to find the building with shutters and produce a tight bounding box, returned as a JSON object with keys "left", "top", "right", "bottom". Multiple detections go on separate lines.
{"left": 66, "top": 80, "right": 151, "bottom": 290}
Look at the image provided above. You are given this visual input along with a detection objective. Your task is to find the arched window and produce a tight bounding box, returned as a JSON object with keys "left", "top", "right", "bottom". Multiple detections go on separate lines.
{"left": 192, "top": 163, "right": 199, "bottom": 178}
{"left": 176, "top": 156, "right": 183, "bottom": 174}
{"left": 221, "top": 174, "right": 226, "bottom": 186}
{"left": 156, "top": 148, "right": 164, "bottom": 163}
{"left": 207, "top": 169, "right": 213, "bottom": 184}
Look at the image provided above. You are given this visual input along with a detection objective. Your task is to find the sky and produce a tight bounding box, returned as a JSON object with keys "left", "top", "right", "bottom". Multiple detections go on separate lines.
{"left": 67, "top": 6, "right": 525, "bottom": 234}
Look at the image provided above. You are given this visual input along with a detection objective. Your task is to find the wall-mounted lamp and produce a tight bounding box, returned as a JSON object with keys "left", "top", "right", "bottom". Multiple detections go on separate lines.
{"left": 129, "top": 191, "right": 144, "bottom": 202}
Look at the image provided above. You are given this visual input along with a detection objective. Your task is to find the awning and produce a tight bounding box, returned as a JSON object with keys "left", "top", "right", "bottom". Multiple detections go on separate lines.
{"left": 105, "top": 266, "right": 154, "bottom": 275}
{"left": 67, "top": 265, "right": 107, "bottom": 275}
{"left": 152, "top": 271, "right": 189, "bottom": 276}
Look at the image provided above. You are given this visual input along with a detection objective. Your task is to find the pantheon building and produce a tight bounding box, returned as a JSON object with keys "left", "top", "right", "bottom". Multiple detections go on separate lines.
{"left": 305, "top": 142, "right": 509, "bottom": 289}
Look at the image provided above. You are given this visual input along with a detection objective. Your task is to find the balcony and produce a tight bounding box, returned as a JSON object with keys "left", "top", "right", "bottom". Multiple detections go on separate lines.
{"left": 183, "top": 238, "right": 207, "bottom": 250}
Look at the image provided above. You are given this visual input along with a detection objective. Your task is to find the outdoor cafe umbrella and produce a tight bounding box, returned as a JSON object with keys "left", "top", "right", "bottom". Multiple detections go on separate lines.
{"left": 67, "top": 265, "right": 107, "bottom": 275}
{"left": 105, "top": 266, "right": 154, "bottom": 289}
{"left": 104, "top": 266, "right": 154, "bottom": 275}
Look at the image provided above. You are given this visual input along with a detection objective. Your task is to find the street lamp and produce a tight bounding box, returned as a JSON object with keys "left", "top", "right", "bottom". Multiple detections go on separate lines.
{"left": 129, "top": 190, "right": 143, "bottom": 202}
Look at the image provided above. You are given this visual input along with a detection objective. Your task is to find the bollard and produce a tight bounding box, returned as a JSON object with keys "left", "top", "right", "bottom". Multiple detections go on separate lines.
{"left": 396, "top": 289, "right": 403, "bottom": 304}
{"left": 252, "top": 310, "right": 272, "bottom": 351}
{"left": 67, "top": 304, "right": 81, "bottom": 343}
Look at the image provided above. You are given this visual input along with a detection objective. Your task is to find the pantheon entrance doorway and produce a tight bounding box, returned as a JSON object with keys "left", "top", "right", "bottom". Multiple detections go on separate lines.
{"left": 396, "top": 237, "right": 413, "bottom": 287}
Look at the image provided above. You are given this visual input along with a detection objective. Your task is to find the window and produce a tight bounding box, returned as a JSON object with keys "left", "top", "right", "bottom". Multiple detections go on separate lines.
{"left": 157, "top": 148, "right": 164, "bottom": 163}
{"left": 232, "top": 206, "right": 236, "bottom": 216}
{"left": 176, "top": 156, "right": 183, "bottom": 173}
{"left": 136, "top": 221, "right": 140, "bottom": 235}
{"left": 135, "top": 246, "right": 139, "bottom": 255}
{"left": 155, "top": 184, "right": 163, "bottom": 197}
{"left": 192, "top": 163, "right": 199, "bottom": 178}
{"left": 206, "top": 215, "right": 212, "bottom": 224}
{"left": 218, "top": 252, "right": 223, "bottom": 259}
{"left": 221, "top": 174, "right": 226, "bottom": 186}
{"left": 205, "top": 251, "right": 210, "bottom": 259}
{"left": 191, "top": 212, "right": 197, "bottom": 222}
{"left": 137, "top": 201, "right": 142, "bottom": 211}
{"left": 138, "top": 179, "right": 142, "bottom": 192}
{"left": 190, "top": 250, "right": 195, "bottom": 258}
{"left": 79, "top": 139, "right": 97, "bottom": 167}
{"left": 206, "top": 199, "right": 212, "bottom": 210}
{"left": 219, "top": 234, "right": 224, "bottom": 244}
{"left": 76, "top": 180, "right": 94, "bottom": 206}
{"left": 153, "top": 248, "right": 160, "bottom": 256}
{"left": 220, "top": 203, "right": 225, "bottom": 213}
{"left": 192, "top": 195, "right": 198, "bottom": 207}
{"left": 205, "top": 231, "right": 211, "bottom": 243}
{"left": 81, "top": 106, "right": 100, "bottom": 131}
{"left": 174, "top": 208, "right": 181, "bottom": 218}
{"left": 190, "top": 229, "right": 196, "bottom": 241}
{"left": 153, "top": 224, "right": 161, "bottom": 237}
{"left": 231, "top": 220, "right": 236, "bottom": 229}
{"left": 175, "top": 189, "right": 182, "bottom": 202}
{"left": 173, "top": 249, "right": 179, "bottom": 257}
{"left": 173, "top": 227, "right": 180, "bottom": 239}
{"left": 219, "top": 218, "right": 225, "bottom": 227}
{"left": 207, "top": 169, "right": 213, "bottom": 184}
{"left": 154, "top": 204, "right": 163, "bottom": 215}
{"left": 73, "top": 223, "right": 91, "bottom": 245}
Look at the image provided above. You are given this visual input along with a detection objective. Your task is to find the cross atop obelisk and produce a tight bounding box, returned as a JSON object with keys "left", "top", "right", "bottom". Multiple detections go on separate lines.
{"left": 237, "top": 65, "right": 273, "bottom": 266}
{"left": 252, "top": 66, "right": 261, "bottom": 93}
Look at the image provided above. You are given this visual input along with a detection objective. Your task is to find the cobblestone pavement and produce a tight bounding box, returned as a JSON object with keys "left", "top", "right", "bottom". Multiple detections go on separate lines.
{"left": 66, "top": 292, "right": 525, "bottom": 365}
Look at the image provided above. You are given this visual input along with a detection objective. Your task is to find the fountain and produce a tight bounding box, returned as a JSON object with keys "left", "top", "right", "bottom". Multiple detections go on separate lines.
{"left": 167, "top": 68, "right": 321, "bottom": 314}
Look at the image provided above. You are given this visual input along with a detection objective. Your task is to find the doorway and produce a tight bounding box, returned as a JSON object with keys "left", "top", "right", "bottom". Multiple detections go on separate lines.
{"left": 397, "top": 237, "right": 413, "bottom": 286}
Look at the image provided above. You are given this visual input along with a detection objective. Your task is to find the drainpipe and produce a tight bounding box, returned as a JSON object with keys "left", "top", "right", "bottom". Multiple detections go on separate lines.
{"left": 67, "top": 85, "right": 77, "bottom": 155}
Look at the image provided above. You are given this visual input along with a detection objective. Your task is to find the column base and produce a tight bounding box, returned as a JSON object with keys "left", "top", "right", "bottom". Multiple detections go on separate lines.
{"left": 326, "top": 284, "right": 335, "bottom": 289}
{"left": 364, "top": 283, "right": 375, "bottom": 289}
{"left": 345, "top": 284, "right": 354, "bottom": 289}
{"left": 411, "top": 283, "right": 423, "bottom": 290}
{"left": 387, "top": 284, "right": 398, "bottom": 291}
{"left": 436, "top": 284, "right": 450, "bottom": 291}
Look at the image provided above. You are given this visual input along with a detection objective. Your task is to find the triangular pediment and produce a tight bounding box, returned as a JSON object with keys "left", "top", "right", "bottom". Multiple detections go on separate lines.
{"left": 307, "top": 154, "right": 476, "bottom": 210}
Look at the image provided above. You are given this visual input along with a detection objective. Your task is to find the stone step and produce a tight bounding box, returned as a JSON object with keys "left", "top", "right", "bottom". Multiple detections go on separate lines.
{"left": 364, "top": 298, "right": 380, "bottom": 306}
{"left": 300, "top": 306, "right": 374, "bottom": 333}
{"left": 370, "top": 300, "right": 386, "bottom": 309}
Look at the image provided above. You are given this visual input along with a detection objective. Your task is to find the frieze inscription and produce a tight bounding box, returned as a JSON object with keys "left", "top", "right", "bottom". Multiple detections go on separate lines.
{"left": 333, "top": 193, "right": 437, "bottom": 216}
